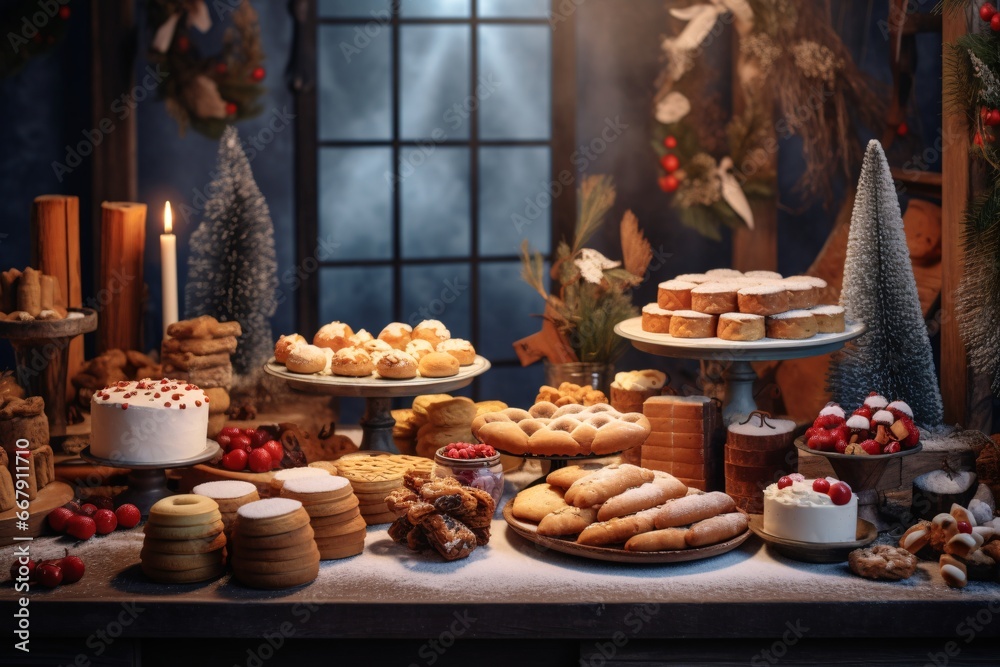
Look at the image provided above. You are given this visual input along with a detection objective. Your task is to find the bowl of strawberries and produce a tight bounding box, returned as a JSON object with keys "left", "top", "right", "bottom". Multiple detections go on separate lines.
{"left": 795, "top": 392, "right": 922, "bottom": 491}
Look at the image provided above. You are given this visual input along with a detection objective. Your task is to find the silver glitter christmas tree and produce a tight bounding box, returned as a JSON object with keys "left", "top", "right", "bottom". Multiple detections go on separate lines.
{"left": 827, "top": 140, "right": 943, "bottom": 426}
{"left": 184, "top": 126, "right": 278, "bottom": 375}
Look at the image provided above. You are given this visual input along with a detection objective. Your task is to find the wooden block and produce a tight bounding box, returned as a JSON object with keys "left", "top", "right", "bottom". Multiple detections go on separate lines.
{"left": 643, "top": 432, "right": 708, "bottom": 449}
{"left": 724, "top": 477, "right": 767, "bottom": 497}
{"left": 640, "top": 446, "right": 705, "bottom": 464}
{"left": 648, "top": 417, "right": 703, "bottom": 434}
{"left": 642, "top": 395, "right": 711, "bottom": 419}
{"left": 724, "top": 446, "right": 794, "bottom": 468}
{"left": 724, "top": 461, "right": 784, "bottom": 484}
{"left": 640, "top": 458, "right": 673, "bottom": 474}
{"left": 97, "top": 202, "right": 146, "bottom": 353}
{"left": 672, "top": 461, "right": 708, "bottom": 479}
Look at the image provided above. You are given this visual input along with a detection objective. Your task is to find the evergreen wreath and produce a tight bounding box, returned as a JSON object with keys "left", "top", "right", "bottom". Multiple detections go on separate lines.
{"left": 0, "top": 0, "right": 71, "bottom": 78}
{"left": 652, "top": 0, "right": 881, "bottom": 240}
{"left": 147, "top": 0, "right": 266, "bottom": 138}
{"left": 943, "top": 0, "right": 1000, "bottom": 397}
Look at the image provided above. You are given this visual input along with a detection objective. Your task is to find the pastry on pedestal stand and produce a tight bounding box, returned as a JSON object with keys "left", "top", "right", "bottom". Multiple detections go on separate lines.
{"left": 794, "top": 437, "right": 922, "bottom": 526}
{"left": 0, "top": 308, "right": 97, "bottom": 435}
{"left": 263, "top": 356, "right": 491, "bottom": 453}
{"left": 614, "top": 317, "right": 865, "bottom": 424}
{"left": 80, "top": 441, "right": 221, "bottom": 516}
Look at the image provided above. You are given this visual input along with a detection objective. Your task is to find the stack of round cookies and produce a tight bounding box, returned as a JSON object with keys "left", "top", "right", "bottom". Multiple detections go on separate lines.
{"left": 141, "top": 495, "right": 227, "bottom": 584}
{"left": 192, "top": 480, "right": 259, "bottom": 536}
{"left": 335, "top": 454, "right": 433, "bottom": 525}
{"left": 280, "top": 475, "right": 366, "bottom": 559}
{"left": 230, "top": 498, "right": 319, "bottom": 589}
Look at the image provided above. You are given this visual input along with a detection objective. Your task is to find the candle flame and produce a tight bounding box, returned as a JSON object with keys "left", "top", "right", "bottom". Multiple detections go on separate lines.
{"left": 164, "top": 201, "right": 173, "bottom": 234}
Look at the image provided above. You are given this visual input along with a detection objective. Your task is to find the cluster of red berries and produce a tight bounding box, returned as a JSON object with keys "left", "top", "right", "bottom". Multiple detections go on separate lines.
{"left": 440, "top": 442, "right": 496, "bottom": 460}
{"left": 981, "top": 3, "right": 1000, "bottom": 30}
{"left": 46, "top": 499, "right": 141, "bottom": 542}
{"left": 217, "top": 426, "right": 285, "bottom": 473}
{"left": 9, "top": 552, "right": 84, "bottom": 589}
{"left": 658, "top": 136, "right": 682, "bottom": 193}
{"left": 775, "top": 474, "right": 853, "bottom": 506}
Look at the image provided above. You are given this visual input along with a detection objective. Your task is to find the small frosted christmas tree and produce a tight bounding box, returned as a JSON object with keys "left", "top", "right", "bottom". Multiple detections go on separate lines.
{"left": 185, "top": 126, "right": 278, "bottom": 376}
{"left": 827, "top": 140, "right": 943, "bottom": 426}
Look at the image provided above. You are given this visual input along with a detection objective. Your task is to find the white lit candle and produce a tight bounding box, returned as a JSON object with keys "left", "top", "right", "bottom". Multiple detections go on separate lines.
{"left": 160, "top": 201, "right": 178, "bottom": 337}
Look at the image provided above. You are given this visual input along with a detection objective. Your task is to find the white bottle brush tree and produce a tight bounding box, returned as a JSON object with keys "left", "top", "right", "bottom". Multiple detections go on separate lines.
{"left": 184, "top": 125, "right": 278, "bottom": 376}
{"left": 827, "top": 140, "right": 944, "bottom": 426}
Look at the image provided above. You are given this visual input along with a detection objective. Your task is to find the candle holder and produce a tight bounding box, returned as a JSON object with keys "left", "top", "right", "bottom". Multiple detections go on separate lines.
{"left": 0, "top": 308, "right": 97, "bottom": 435}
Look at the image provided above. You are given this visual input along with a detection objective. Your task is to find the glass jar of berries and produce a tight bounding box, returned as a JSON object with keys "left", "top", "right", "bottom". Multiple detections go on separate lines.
{"left": 433, "top": 443, "right": 504, "bottom": 505}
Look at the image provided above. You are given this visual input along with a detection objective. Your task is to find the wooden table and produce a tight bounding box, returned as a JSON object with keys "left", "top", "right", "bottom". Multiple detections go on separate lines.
{"left": 1, "top": 464, "right": 998, "bottom": 665}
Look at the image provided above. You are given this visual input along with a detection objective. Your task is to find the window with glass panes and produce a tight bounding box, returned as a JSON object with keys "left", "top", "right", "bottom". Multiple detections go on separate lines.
{"left": 296, "top": 0, "right": 574, "bottom": 407}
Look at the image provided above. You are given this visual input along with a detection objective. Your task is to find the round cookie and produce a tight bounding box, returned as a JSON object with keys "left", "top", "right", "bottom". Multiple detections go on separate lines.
{"left": 235, "top": 499, "right": 311, "bottom": 536}
{"left": 361, "top": 510, "right": 397, "bottom": 525}
{"left": 232, "top": 542, "right": 314, "bottom": 562}
{"left": 311, "top": 515, "right": 368, "bottom": 539}
{"left": 279, "top": 474, "right": 353, "bottom": 503}
{"left": 233, "top": 562, "right": 319, "bottom": 590}
{"left": 140, "top": 548, "right": 226, "bottom": 572}
{"left": 315, "top": 540, "right": 366, "bottom": 560}
{"left": 143, "top": 519, "right": 225, "bottom": 541}
{"left": 142, "top": 562, "right": 225, "bottom": 584}
{"left": 148, "top": 495, "right": 220, "bottom": 526}
{"left": 232, "top": 523, "right": 315, "bottom": 551}
{"left": 231, "top": 548, "right": 320, "bottom": 575}
{"left": 302, "top": 496, "right": 360, "bottom": 518}
{"left": 308, "top": 507, "right": 362, "bottom": 527}
{"left": 192, "top": 480, "right": 260, "bottom": 512}
{"left": 269, "top": 467, "right": 331, "bottom": 495}
{"left": 142, "top": 533, "right": 227, "bottom": 555}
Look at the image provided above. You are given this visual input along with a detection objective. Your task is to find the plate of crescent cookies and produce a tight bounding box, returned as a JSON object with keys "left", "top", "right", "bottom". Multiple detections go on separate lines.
{"left": 503, "top": 464, "right": 752, "bottom": 563}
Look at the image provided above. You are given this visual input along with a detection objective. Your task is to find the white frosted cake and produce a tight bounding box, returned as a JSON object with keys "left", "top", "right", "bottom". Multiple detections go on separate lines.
{"left": 90, "top": 379, "right": 209, "bottom": 463}
{"left": 762, "top": 477, "right": 857, "bottom": 543}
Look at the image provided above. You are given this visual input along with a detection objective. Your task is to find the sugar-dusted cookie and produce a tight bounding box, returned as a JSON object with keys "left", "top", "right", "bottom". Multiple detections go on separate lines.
{"left": 511, "top": 483, "right": 568, "bottom": 523}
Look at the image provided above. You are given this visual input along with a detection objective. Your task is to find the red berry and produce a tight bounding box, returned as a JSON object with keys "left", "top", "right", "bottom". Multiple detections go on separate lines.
{"left": 92, "top": 496, "right": 114, "bottom": 510}
{"left": 222, "top": 449, "right": 248, "bottom": 472}
{"left": 79, "top": 503, "right": 97, "bottom": 517}
{"left": 988, "top": 109, "right": 1000, "bottom": 126}
{"left": 896, "top": 122, "right": 908, "bottom": 137}
{"left": 251, "top": 66, "right": 266, "bottom": 81}
{"left": 660, "top": 154, "right": 680, "bottom": 173}
{"left": 66, "top": 515, "right": 97, "bottom": 541}
{"left": 251, "top": 430, "right": 271, "bottom": 447}
{"left": 828, "top": 482, "right": 852, "bottom": 506}
{"left": 47, "top": 507, "right": 75, "bottom": 533}
{"left": 858, "top": 439, "right": 882, "bottom": 456}
{"left": 776, "top": 476, "right": 793, "bottom": 490}
{"left": 59, "top": 555, "right": 85, "bottom": 584}
{"left": 262, "top": 440, "right": 284, "bottom": 466}
{"left": 93, "top": 509, "right": 117, "bottom": 535}
{"left": 957, "top": 521, "right": 973, "bottom": 534}
{"left": 658, "top": 174, "right": 679, "bottom": 192}
{"left": 177, "top": 35, "right": 190, "bottom": 52}
{"left": 230, "top": 434, "right": 252, "bottom": 453}
{"left": 115, "top": 504, "right": 141, "bottom": 529}
{"left": 243, "top": 428, "right": 259, "bottom": 441}
{"left": 812, "top": 478, "right": 831, "bottom": 493}
{"left": 982, "top": 2, "right": 996, "bottom": 21}
{"left": 663, "top": 135, "right": 677, "bottom": 149}
{"left": 248, "top": 448, "right": 272, "bottom": 473}
{"left": 882, "top": 441, "right": 901, "bottom": 455}
{"left": 852, "top": 405, "right": 873, "bottom": 421}
{"left": 36, "top": 562, "right": 63, "bottom": 588}
{"left": 215, "top": 62, "right": 228, "bottom": 75}
{"left": 9, "top": 558, "right": 34, "bottom": 582}
{"left": 993, "top": 11, "right": 1000, "bottom": 30}
{"left": 216, "top": 434, "right": 232, "bottom": 448}
{"left": 219, "top": 426, "right": 241, "bottom": 438}
{"left": 58, "top": 6, "right": 70, "bottom": 20}
{"left": 62, "top": 500, "right": 81, "bottom": 514}
{"left": 812, "top": 413, "right": 846, "bottom": 430}
{"left": 226, "top": 102, "right": 238, "bottom": 116}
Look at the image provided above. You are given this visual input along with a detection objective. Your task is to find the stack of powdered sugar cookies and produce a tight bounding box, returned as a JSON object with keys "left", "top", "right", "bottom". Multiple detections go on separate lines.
{"left": 192, "top": 480, "right": 260, "bottom": 537}
{"left": 141, "top": 495, "right": 227, "bottom": 583}
{"left": 230, "top": 498, "right": 319, "bottom": 589}
{"left": 280, "top": 475, "right": 366, "bottom": 559}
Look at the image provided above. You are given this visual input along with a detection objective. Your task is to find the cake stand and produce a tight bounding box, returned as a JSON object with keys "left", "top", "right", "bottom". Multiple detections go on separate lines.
{"left": 80, "top": 441, "right": 221, "bottom": 516}
{"left": 492, "top": 450, "right": 622, "bottom": 475}
{"left": 263, "top": 356, "right": 491, "bottom": 453}
{"left": 0, "top": 308, "right": 97, "bottom": 435}
{"left": 614, "top": 317, "right": 865, "bottom": 424}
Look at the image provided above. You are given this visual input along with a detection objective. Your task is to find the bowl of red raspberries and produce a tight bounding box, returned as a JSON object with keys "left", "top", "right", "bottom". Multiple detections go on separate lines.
{"left": 805, "top": 392, "right": 920, "bottom": 456}
{"left": 433, "top": 443, "right": 504, "bottom": 505}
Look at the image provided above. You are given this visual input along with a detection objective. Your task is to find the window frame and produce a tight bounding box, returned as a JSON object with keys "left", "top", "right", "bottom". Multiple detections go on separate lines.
{"left": 292, "top": 0, "right": 576, "bottom": 396}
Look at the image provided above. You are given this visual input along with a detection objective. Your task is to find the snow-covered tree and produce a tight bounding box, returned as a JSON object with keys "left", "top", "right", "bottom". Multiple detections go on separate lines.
{"left": 184, "top": 126, "right": 278, "bottom": 375}
{"left": 827, "top": 140, "right": 943, "bottom": 426}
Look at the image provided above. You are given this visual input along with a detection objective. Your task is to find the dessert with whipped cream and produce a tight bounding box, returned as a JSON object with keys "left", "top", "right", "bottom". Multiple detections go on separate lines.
{"left": 762, "top": 474, "right": 858, "bottom": 543}
{"left": 610, "top": 369, "right": 667, "bottom": 413}
{"left": 90, "top": 378, "right": 209, "bottom": 463}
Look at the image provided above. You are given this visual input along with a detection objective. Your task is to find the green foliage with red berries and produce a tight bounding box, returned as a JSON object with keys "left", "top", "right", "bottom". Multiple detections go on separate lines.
{"left": 943, "top": 1, "right": 1000, "bottom": 398}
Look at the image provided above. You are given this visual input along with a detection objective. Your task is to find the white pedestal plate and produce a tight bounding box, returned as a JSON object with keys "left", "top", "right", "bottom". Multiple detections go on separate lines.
{"left": 263, "top": 356, "right": 491, "bottom": 453}
{"left": 614, "top": 317, "right": 866, "bottom": 424}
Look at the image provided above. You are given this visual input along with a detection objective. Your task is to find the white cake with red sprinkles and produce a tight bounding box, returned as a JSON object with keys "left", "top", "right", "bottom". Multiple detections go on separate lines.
{"left": 90, "top": 378, "right": 209, "bottom": 463}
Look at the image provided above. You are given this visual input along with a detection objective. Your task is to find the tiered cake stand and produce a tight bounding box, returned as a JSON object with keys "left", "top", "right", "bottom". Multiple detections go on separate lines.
{"left": 614, "top": 317, "right": 866, "bottom": 424}
{"left": 263, "top": 356, "right": 491, "bottom": 453}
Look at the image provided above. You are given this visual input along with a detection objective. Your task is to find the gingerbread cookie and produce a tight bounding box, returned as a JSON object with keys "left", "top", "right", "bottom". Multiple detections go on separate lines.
{"left": 848, "top": 545, "right": 918, "bottom": 581}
